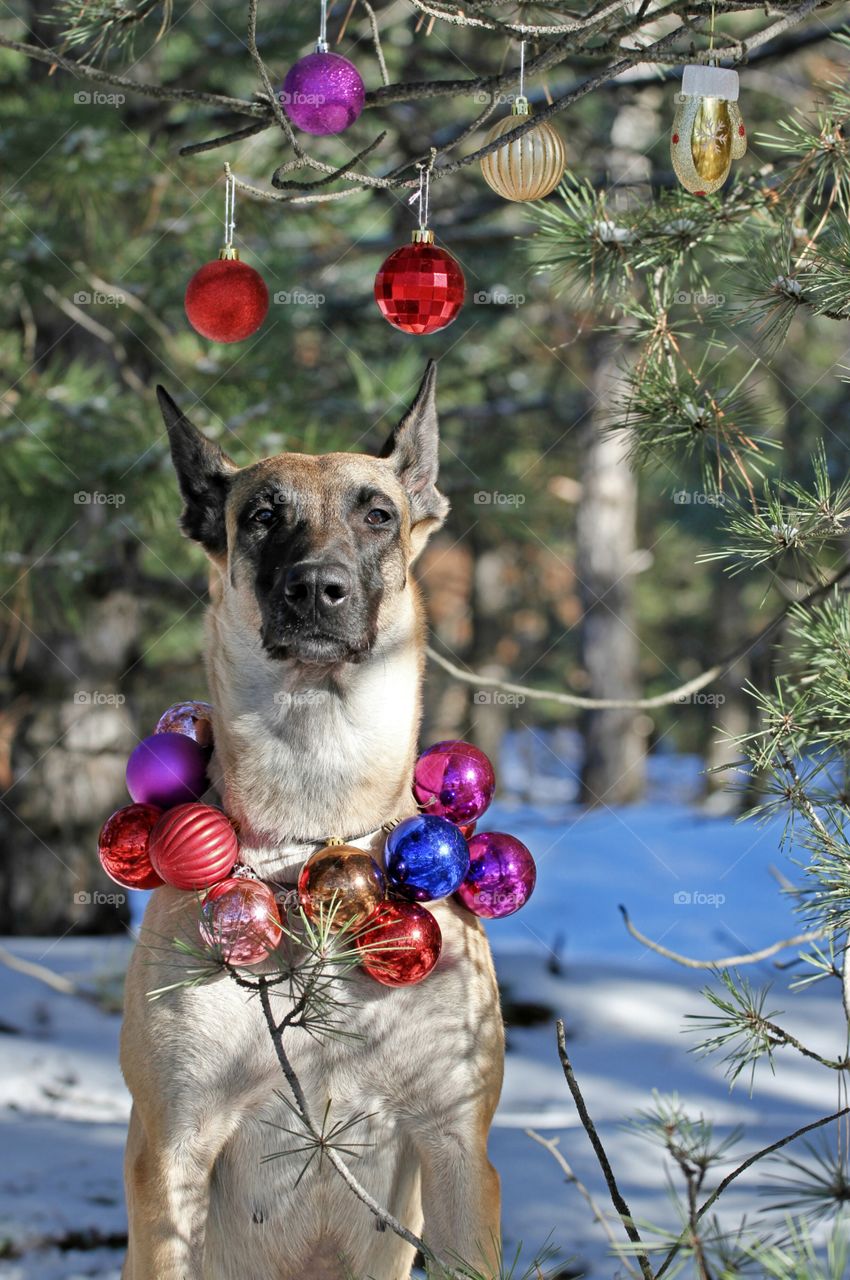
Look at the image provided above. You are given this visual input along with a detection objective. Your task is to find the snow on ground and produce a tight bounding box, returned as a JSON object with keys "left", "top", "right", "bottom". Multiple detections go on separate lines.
{"left": 0, "top": 748, "right": 840, "bottom": 1278}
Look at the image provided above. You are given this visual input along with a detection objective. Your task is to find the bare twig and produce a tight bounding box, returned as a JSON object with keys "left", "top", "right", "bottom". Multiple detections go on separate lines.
{"left": 556, "top": 1020, "right": 655, "bottom": 1280}
{"left": 0, "top": 943, "right": 101, "bottom": 1005}
{"left": 526, "top": 1128, "right": 643, "bottom": 1279}
{"left": 425, "top": 558, "right": 850, "bottom": 711}
{"left": 619, "top": 905, "right": 830, "bottom": 970}
{"left": 361, "top": 0, "right": 389, "bottom": 86}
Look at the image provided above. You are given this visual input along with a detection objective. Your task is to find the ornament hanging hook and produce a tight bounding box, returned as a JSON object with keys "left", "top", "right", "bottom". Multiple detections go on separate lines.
{"left": 317, "top": 0, "right": 329, "bottom": 53}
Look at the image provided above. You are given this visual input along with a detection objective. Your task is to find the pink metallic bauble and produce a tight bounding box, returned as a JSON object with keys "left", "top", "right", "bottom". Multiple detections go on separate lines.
{"left": 155, "top": 700, "right": 214, "bottom": 751}
{"left": 374, "top": 241, "right": 465, "bottom": 335}
{"left": 200, "top": 877, "right": 281, "bottom": 966}
{"left": 126, "top": 733, "right": 208, "bottom": 809}
{"left": 280, "top": 51, "right": 365, "bottom": 136}
{"left": 148, "top": 803, "right": 238, "bottom": 890}
{"left": 97, "top": 803, "right": 164, "bottom": 890}
{"left": 356, "top": 901, "right": 442, "bottom": 987}
{"left": 413, "top": 739, "right": 496, "bottom": 824}
{"left": 456, "top": 831, "right": 536, "bottom": 919}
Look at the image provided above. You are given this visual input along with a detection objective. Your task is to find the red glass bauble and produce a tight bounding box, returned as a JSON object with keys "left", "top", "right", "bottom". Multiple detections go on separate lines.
{"left": 374, "top": 239, "right": 465, "bottom": 335}
{"left": 98, "top": 803, "right": 164, "bottom": 890}
{"left": 199, "top": 877, "right": 281, "bottom": 966}
{"left": 184, "top": 258, "right": 269, "bottom": 343}
{"left": 148, "top": 803, "right": 238, "bottom": 890}
{"left": 355, "top": 901, "right": 442, "bottom": 986}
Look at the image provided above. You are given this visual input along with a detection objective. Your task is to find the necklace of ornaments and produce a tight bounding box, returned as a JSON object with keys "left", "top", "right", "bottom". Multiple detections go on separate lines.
{"left": 98, "top": 701, "right": 537, "bottom": 989}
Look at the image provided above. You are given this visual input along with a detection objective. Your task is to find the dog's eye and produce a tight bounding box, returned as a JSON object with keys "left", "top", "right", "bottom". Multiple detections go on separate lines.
{"left": 365, "top": 508, "right": 392, "bottom": 527}
{"left": 251, "top": 508, "right": 275, "bottom": 525}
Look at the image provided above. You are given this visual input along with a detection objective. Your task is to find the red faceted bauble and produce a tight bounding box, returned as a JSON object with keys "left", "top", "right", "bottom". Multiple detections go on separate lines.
{"left": 200, "top": 877, "right": 281, "bottom": 966}
{"left": 356, "top": 901, "right": 442, "bottom": 987}
{"left": 98, "top": 803, "right": 164, "bottom": 890}
{"left": 374, "top": 240, "right": 465, "bottom": 335}
{"left": 148, "top": 803, "right": 238, "bottom": 890}
{"left": 185, "top": 258, "right": 269, "bottom": 343}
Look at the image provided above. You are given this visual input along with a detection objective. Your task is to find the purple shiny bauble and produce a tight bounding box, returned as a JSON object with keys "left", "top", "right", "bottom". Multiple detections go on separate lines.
{"left": 456, "top": 832, "right": 536, "bottom": 919}
{"left": 280, "top": 51, "right": 365, "bottom": 136}
{"left": 413, "top": 739, "right": 496, "bottom": 824}
{"left": 385, "top": 814, "right": 470, "bottom": 902}
{"left": 126, "top": 733, "right": 208, "bottom": 810}
{"left": 155, "top": 700, "right": 214, "bottom": 752}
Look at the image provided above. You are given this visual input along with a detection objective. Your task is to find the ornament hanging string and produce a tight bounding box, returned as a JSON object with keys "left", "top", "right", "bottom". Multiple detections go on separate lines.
{"left": 408, "top": 150, "right": 436, "bottom": 233}
{"left": 223, "top": 166, "right": 236, "bottom": 253}
{"left": 518, "top": 36, "right": 526, "bottom": 101}
{"left": 318, "top": 0, "right": 329, "bottom": 53}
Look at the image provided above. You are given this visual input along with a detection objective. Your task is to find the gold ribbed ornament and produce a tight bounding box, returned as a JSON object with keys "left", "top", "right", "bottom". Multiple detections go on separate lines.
{"left": 480, "top": 98, "right": 566, "bottom": 203}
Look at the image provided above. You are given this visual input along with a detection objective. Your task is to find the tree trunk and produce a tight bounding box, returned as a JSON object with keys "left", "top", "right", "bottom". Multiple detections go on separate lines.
{"left": 576, "top": 347, "right": 646, "bottom": 806}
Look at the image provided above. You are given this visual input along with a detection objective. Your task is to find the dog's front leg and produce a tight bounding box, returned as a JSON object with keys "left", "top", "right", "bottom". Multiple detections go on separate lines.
{"left": 122, "top": 1099, "right": 231, "bottom": 1280}
{"left": 414, "top": 1117, "right": 502, "bottom": 1279}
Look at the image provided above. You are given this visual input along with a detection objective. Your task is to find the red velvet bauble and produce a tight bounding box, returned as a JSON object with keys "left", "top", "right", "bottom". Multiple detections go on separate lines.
{"left": 355, "top": 901, "right": 442, "bottom": 987}
{"left": 374, "top": 240, "right": 465, "bottom": 335}
{"left": 98, "top": 803, "right": 164, "bottom": 890}
{"left": 199, "top": 877, "right": 281, "bottom": 966}
{"left": 185, "top": 258, "right": 269, "bottom": 343}
{"left": 148, "top": 803, "right": 238, "bottom": 890}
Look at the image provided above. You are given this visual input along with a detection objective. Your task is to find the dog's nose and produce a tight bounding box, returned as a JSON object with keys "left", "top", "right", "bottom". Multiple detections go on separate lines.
{"left": 283, "top": 561, "right": 351, "bottom": 618}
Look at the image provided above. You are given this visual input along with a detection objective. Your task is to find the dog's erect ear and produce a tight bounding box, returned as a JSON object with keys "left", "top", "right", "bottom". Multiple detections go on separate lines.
{"left": 380, "top": 361, "right": 449, "bottom": 533}
{"left": 157, "top": 386, "right": 236, "bottom": 557}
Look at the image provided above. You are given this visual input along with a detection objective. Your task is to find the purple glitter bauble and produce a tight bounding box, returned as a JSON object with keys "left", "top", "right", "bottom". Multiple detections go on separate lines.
{"left": 456, "top": 832, "right": 536, "bottom": 919}
{"left": 413, "top": 739, "right": 496, "bottom": 824}
{"left": 280, "top": 51, "right": 365, "bottom": 136}
{"left": 126, "top": 733, "right": 209, "bottom": 810}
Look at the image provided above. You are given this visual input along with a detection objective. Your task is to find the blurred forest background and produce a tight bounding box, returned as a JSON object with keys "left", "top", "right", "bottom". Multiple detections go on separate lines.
{"left": 1, "top": 0, "right": 848, "bottom": 934}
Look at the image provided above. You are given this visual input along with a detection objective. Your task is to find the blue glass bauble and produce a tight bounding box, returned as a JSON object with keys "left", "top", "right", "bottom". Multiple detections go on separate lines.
{"left": 385, "top": 815, "right": 470, "bottom": 902}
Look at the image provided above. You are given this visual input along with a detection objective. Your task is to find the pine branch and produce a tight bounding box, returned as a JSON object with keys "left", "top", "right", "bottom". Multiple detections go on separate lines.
{"left": 654, "top": 1107, "right": 850, "bottom": 1279}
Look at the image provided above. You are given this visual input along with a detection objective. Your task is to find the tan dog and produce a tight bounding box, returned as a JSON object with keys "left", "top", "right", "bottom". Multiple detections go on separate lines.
{"left": 120, "top": 363, "right": 504, "bottom": 1280}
